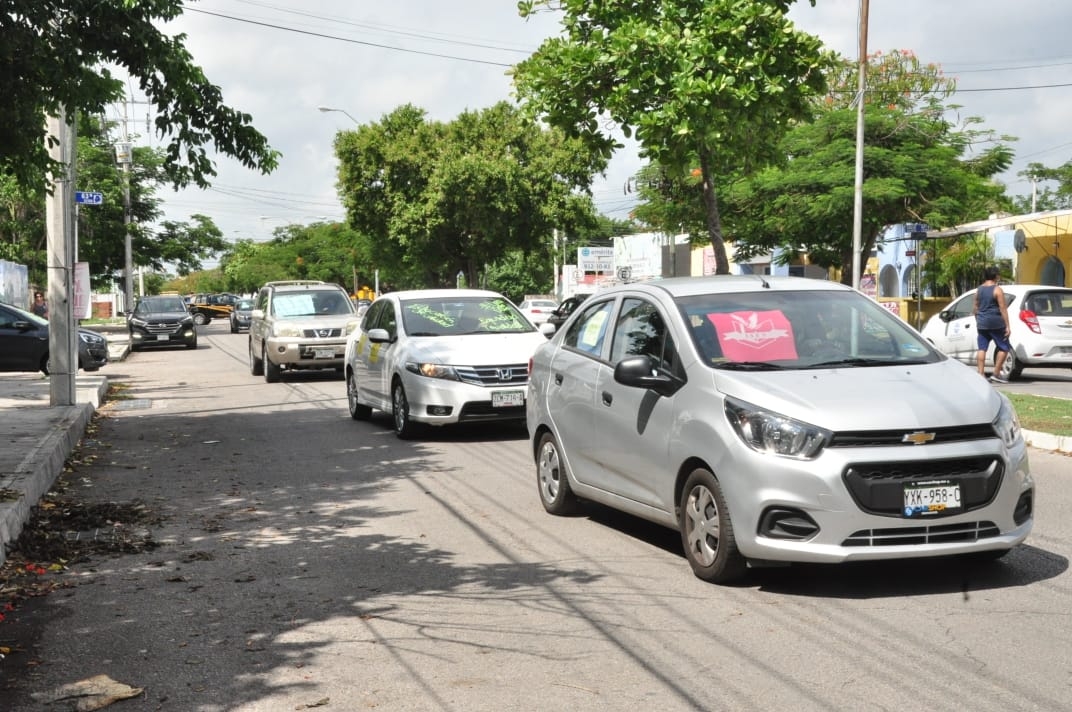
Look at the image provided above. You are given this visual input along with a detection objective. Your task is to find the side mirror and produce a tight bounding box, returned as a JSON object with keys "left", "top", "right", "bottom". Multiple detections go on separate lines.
{"left": 613, "top": 355, "right": 681, "bottom": 397}
{"left": 539, "top": 323, "right": 556, "bottom": 338}
{"left": 368, "top": 328, "right": 393, "bottom": 344}
{"left": 938, "top": 310, "right": 953, "bottom": 323}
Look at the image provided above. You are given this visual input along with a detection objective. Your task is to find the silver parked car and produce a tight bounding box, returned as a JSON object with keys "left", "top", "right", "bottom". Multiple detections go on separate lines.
{"left": 345, "top": 288, "right": 548, "bottom": 438}
{"left": 921, "top": 284, "right": 1072, "bottom": 381}
{"left": 527, "top": 276, "right": 1033, "bottom": 584}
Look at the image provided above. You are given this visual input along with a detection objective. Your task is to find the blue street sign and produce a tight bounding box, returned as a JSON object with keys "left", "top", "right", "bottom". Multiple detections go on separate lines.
{"left": 75, "top": 191, "right": 103, "bottom": 205}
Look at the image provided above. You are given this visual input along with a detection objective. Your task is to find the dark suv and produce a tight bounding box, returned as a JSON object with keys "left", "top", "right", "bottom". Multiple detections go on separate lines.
{"left": 545, "top": 293, "right": 591, "bottom": 330}
{"left": 128, "top": 295, "right": 198, "bottom": 351}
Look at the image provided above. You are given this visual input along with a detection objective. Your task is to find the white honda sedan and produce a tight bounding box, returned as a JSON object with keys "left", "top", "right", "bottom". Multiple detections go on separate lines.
{"left": 527, "top": 276, "right": 1033, "bottom": 585}
{"left": 345, "top": 289, "right": 548, "bottom": 438}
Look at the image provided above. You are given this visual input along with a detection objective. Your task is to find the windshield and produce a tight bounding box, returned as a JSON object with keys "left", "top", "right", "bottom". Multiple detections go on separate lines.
{"left": 272, "top": 291, "right": 355, "bottom": 317}
{"left": 677, "top": 289, "right": 940, "bottom": 369}
{"left": 400, "top": 296, "right": 534, "bottom": 336}
{"left": 137, "top": 297, "right": 188, "bottom": 314}
{"left": 236, "top": 299, "right": 254, "bottom": 310}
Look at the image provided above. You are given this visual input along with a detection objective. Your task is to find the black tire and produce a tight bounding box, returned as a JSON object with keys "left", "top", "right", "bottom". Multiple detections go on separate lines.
{"left": 192, "top": 312, "right": 208, "bottom": 326}
{"left": 391, "top": 380, "right": 419, "bottom": 439}
{"left": 536, "top": 431, "right": 581, "bottom": 515}
{"left": 186, "top": 333, "right": 198, "bottom": 349}
{"left": 230, "top": 322, "right": 238, "bottom": 334}
{"left": 679, "top": 467, "right": 747, "bottom": 584}
{"left": 249, "top": 339, "right": 263, "bottom": 376}
{"left": 264, "top": 347, "right": 281, "bottom": 383}
{"left": 999, "top": 349, "right": 1024, "bottom": 381}
{"left": 347, "top": 372, "right": 372, "bottom": 420}
{"left": 40, "top": 354, "right": 50, "bottom": 376}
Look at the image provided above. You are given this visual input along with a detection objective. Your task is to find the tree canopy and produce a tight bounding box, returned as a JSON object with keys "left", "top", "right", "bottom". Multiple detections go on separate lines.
{"left": 512, "top": 0, "right": 832, "bottom": 273}
{"left": 333, "top": 101, "right": 603, "bottom": 289}
{"left": 1, "top": 0, "right": 278, "bottom": 189}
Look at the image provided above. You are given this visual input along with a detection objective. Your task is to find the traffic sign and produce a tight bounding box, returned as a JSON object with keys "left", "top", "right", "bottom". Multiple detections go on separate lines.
{"left": 75, "top": 191, "right": 103, "bottom": 205}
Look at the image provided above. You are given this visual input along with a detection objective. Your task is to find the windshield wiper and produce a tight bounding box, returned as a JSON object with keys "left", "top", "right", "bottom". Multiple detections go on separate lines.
{"left": 407, "top": 331, "right": 440, "bottom": 337}
{"left": 714, "top": 361, "right": 788, "bottom": 371}
{"left": 807, "top": 357, "right": 892, "bottom": 369}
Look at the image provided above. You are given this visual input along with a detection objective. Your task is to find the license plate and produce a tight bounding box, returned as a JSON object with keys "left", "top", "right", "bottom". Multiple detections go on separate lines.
{"left": 903, "top": 480, "right": 961, "bottom": 517}
{"left": 313, "top": 348, "right": 335, "bottom": 359}
{"left": 156, "top": 335, "right": 169, "bottom": 341}
{"left": 492, "top": 390, "right": 524, "bottom": 407}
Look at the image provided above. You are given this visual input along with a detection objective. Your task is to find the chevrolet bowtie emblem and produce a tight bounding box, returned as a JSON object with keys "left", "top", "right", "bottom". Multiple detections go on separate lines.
{"left": 902, "top": 431, "right": 936, "bottom": 445}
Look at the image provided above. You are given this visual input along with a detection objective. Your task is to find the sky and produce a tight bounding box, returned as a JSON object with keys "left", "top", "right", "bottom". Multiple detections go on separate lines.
{"left": 127, "top": 0, "right": 1072, "bottom": 251}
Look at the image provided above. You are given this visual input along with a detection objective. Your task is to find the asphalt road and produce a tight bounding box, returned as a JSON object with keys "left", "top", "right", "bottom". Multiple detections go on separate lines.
{"left": 2, "top": 320, "right": 1071, "bottom": 711}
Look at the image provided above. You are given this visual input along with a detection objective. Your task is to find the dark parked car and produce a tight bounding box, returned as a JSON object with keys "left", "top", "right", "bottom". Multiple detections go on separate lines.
{"left": 230, "top": 297, "right": 255, "bottom": 333}
{"left": 0, "top": 301, "right": 108, "bottom": 375}
{"left": 545, "top": 293, "right": 591, "bottom": 331}
{"left": 128, "top": 295, "right": 198, "bottom": 351}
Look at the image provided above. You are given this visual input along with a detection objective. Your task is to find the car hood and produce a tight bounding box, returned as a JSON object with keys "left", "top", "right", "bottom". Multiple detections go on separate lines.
{"left": 714, "top": 358, "right": 1002, "bottom": 430}
{"left": 405, "top": 332, "right": 546, "bottom": 365}
{"left": 133, "top": 310, "right": 191, "bottom": 322}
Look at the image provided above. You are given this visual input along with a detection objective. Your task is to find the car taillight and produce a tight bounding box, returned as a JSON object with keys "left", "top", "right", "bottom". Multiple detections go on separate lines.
{"left": 1020, "top": 309, "right": 1041, "bottom": 334}
{"left": 528, "top": 357, "right": 534, "bottom": 375}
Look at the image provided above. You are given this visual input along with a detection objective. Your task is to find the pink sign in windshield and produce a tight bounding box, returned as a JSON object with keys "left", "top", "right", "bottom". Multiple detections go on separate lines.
{"left": 708, "top": 310, "right": 798, "bottom": 362}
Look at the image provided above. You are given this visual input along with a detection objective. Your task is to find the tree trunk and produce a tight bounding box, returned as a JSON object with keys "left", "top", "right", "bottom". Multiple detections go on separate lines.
{"left": 698, "top": 148, "right": 730, "bottom": 275}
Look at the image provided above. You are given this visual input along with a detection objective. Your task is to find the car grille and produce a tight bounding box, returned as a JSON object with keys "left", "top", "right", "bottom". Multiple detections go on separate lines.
{"left": 842, "top": 521, "right": 1001, "bottom": 547}
{"left": 454, "top": 363, "right": 529, "bottom": 387}
{"left": 843, "top": 456, "right": 1003, "bottom": 517}
{"left": 828, "top": 423, "right": 996, "bottom": 447}
{"left": 301, "top": 328, "right": 343, "bottom": 338}
{"left": 142, "top": 322, "right": 184, "bottom": 335}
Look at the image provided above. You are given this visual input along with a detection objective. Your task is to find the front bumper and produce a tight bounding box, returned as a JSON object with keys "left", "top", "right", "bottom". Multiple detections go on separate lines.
{"left": 130, "top": 324, "right": 197, "bottom": 347}
{"left": 402, "top": 372, "right": 528, "bottom": 425}
{"left": 265, "top": 337, "right": 347, "bottom": 368}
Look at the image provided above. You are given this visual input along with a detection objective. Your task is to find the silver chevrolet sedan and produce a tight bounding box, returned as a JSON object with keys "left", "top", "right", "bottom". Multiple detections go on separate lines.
{"left": 526, "top": 276, "right": 1034, "bottom": 584}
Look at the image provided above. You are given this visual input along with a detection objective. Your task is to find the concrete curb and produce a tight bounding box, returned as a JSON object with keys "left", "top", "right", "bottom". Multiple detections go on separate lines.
{"left": 1022, "top": 429, "right": 1071, "bottom": 455}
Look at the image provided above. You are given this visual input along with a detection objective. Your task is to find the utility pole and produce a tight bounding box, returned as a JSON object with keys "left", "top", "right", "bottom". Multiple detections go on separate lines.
{"left": 851, "top": 0, "right": 869, "bottom": 291}
{"left": 45, "top": 108, "right": 78, "bottom": 406}
{"left": 116, "top": 98, "right": 134, "bottom": 314}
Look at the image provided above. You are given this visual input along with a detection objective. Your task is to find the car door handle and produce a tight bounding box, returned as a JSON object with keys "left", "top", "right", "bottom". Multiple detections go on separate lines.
{"left": 601, "top": 391, "right": 612, "bottom": 406}
{"left": 554, "top": 373, "right": 563, "bottom": 385}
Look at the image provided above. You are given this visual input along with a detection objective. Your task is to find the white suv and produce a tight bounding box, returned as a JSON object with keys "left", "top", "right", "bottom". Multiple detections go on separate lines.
{"left": 248, "top": 280, "right": 360, "bottom": 382}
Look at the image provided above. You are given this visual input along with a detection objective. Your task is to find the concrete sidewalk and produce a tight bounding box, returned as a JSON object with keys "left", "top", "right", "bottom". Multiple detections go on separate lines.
{"left": 0, "top": 333, "right": 128, "bottom": 567}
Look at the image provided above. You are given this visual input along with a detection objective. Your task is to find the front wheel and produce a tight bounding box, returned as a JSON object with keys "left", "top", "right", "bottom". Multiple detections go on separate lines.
{"left": 392, "top": 381, "right": 419, "bottom": 439}
{"left": 347, "top": 372, "right": 372, "bottom": 420}
{"left": 536, "top": 432, "right": 581, "bottom": 515}
{"left": 249, "top": 339, "right": 263, "bottom": 376}
{"left": 264, "top": 347, "right": 281, "bottom": 383}
{"left": 679, "top": 467, "right": 747, "bottom": 584}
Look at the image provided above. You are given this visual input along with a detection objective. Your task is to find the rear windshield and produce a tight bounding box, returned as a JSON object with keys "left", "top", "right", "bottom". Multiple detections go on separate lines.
{"left": 1022, "top": 291, "right": 1072, "bottom": 317}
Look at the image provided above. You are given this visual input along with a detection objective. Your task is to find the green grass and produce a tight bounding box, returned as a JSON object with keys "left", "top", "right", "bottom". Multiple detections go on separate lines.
{"left": 1006, "top": 393, "right": 1072, "bottom": 438}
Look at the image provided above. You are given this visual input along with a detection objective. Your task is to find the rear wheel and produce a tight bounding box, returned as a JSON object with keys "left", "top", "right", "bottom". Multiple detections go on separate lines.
{"left": 536, "top": 432, "right": 581, "bottom": 515}
{"left": 264, "top": 347, "right": 281, "bottom": 383}
{"left": 192, "top": 312, "right": 209, "bottom": 326}
{"left": 347, "top": 372, "right": 372, "bottom": 420}
{"left": 679, "top": 467, "right": 747, "bottom": 584}
{"left": 249, "top": 339, "right": 263, "bottom": 375}
{"left": 999, "top": 349, "right": 1024, "bottom": 381}
{"left": 40, "top": 354, "right": 50, "bottom": 376}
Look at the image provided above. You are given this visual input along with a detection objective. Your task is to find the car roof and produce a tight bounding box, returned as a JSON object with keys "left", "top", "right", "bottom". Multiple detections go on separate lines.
{"left": 958, "top": 284, "right": 1072, "bottom": 295}
{"left": 591, "top": 275, "right": 854, "bottom": 298}
{"left": 386, "top": 288, "right": 509, "bottom": 301}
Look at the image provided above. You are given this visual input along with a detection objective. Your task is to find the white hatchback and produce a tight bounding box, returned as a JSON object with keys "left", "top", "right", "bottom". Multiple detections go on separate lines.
{"left": 921, "top": 284, "right": 1072, "bottom": 380}
{"left": 526, "top": 276, "right": 1033, "bottom": 585}
{"left": 517, "top": 298, "right": 560, "bottom": 325}
{"left": 345, "top": 289, "right": 548, "bottom": 438}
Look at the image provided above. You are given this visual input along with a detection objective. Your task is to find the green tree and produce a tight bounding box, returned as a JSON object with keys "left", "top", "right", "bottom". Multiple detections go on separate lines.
{"left": 1, "top": 0, "right": 278, "bottom": 189}
{"left": 334, "top": 101, "right": 602, "bottom": 289}
{"left": 722, "top": 51, "right": 1013, "bottom": 284}
{"left": 1011, "top": 162, "right": 1072, "bottom": 213}
{"left": 512, "top": 0, "right": 831, "bottom": 274}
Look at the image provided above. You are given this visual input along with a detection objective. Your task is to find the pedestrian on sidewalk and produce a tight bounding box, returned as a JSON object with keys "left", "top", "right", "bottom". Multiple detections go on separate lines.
{"left": 973, "top": 266, "right": 1011, "bottom": 383}
{"left": 31, "top": 291, "right": 48, "bottom": 319}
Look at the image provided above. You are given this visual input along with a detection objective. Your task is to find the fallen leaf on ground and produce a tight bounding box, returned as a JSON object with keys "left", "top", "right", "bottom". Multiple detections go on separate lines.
{"left": 31, "top": 674, "right": 143, "bottom": 711}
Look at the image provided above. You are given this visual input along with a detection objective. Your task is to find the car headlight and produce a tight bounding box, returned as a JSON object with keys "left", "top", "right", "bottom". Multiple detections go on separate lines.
{"left": 78, "top": 332, "right": 104, "bottom": 345}
{"left": 725, "top": 397, "right": 831, "bottom": 459}
{"left": 130, "top": 317, "right": 147, "bottom": 327}
{"left": 272, "top": 323, "right": 303, "bottom": 338}
{"left": 405, "top": 362, "right": 459, "bottom": 380}
{"left": 993, "top": 395, "right": 1023, "bottom": 448}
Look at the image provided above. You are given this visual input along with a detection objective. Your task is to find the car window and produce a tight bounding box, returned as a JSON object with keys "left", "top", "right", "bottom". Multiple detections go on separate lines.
{"left": 379, "top": 302, "right": 398, "bottom": 338}
{"left": 563, "top": 299, "right": 614, "bottom": 357}
{"left": 1024, "top": 291, "right": 1072, "bottom": 316}
{"left": 610, "top": 298, "right": 679, "bottom": 373}
{"left": 947, "top": 294, "right": 976, "bottom": 319}
{"left": 362, "top": 300, "right": 386, "bottom": 330}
